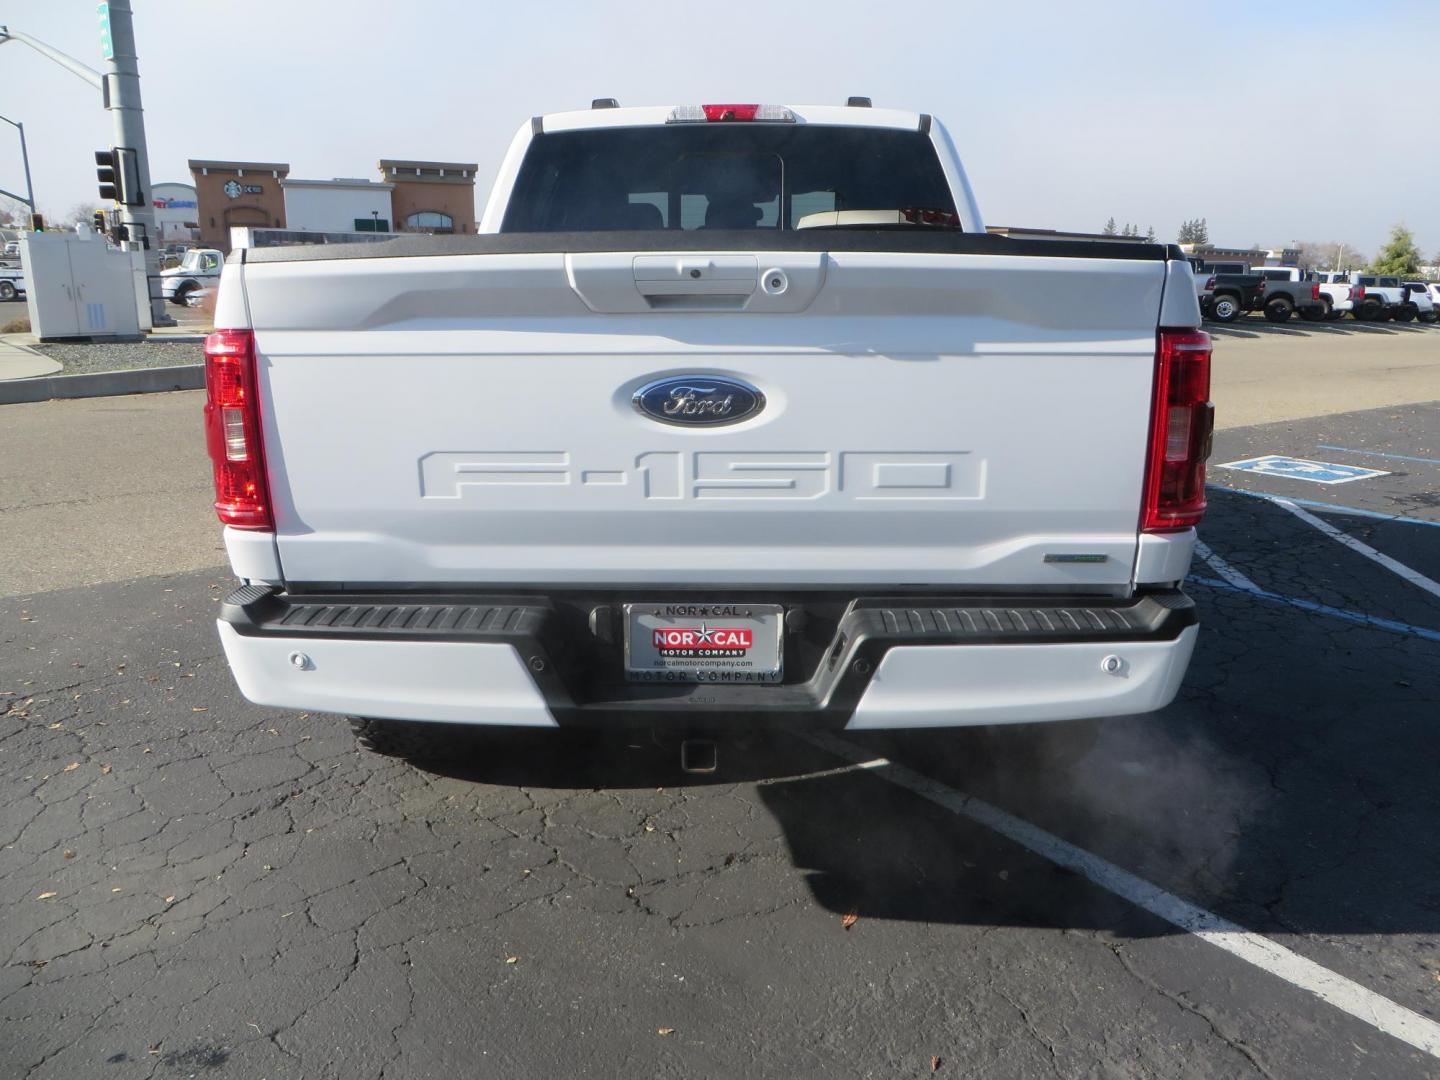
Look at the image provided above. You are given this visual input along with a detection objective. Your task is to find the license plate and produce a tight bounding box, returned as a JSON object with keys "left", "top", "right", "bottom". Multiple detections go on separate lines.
{"left": 624, "top": 603, "right": 783, "bottom": 684}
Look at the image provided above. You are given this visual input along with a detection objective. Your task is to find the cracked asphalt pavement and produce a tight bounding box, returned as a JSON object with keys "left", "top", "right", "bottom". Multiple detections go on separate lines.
{"left": 3, "top": 379, "right": 1440, "bottom": 1076}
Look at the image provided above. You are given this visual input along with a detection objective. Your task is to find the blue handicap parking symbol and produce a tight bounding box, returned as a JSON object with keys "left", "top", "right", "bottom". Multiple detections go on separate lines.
{"left": 1216, "top": 455, "right": 1389, "bottom": 485}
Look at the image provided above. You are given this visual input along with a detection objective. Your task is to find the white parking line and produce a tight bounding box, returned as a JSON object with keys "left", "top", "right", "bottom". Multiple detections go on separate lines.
{"left": 1193, "top": 539, "right": 1261, "bottom": 592}
{"left": 805, "top": 731, "right": 1440, "bottom": 1060}
{"left": 1269, "top": 496, "right": 1440, "bottom": 603}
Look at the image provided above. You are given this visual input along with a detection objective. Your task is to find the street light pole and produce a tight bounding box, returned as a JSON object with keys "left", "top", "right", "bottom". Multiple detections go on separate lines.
{"left": 0, "top": 114, "right": 36, "bottom": 214}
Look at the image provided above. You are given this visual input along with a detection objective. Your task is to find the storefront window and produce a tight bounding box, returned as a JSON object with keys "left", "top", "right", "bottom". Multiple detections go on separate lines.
{"left": 404, "top": 211, "right": 454, "bottom": 233}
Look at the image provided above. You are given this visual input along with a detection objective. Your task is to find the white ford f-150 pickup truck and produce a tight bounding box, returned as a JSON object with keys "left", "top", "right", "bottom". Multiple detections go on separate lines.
{"left": 206, "top": 101, "right": 1209, "bottom": 764}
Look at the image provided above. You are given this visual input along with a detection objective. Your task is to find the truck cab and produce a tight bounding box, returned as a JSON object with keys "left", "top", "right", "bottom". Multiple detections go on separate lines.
{"left": 161, "top": 247, "right": 223, "bottom": 306}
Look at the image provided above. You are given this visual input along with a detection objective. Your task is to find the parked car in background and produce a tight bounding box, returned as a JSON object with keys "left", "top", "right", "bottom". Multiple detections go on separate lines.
{"left": 1352, "top": 275, "right": 1409, "bottom": 321}
{"left": 161, "top": 247, "right": 223, "bottom": 306}
{"left": 1192, "top": 259, "right": 1252, "bottom": 275}
{"left": 2, "top": 239, "right": 19, "bottom": 262}
{"left": 1313, "top": 272, "right": 1358, "bottom": 320}
{"left": 1403, "top": 282, "right": 1437, "bottom": 323}
{"left": 1252, "top": 267, "right": 1326, "bottom": 322}
{"left": 0, "top": 267, "right": 25, "bottom": 301}
{"left": 1197, "top": 269, "right": 1266, "bottom": 323}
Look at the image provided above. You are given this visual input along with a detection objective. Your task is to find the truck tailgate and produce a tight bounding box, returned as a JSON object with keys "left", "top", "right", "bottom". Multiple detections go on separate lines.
{"left": 242, "top": 247, "right": 1167, "bottom": 588}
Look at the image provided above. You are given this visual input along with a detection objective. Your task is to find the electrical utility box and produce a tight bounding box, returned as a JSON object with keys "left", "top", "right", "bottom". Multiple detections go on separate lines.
{"left": 20, "top": 230, "right": 142, "bottom": 341}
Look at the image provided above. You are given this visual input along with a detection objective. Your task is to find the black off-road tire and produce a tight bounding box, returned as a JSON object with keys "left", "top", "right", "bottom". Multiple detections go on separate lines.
{"left": 1263, "top": 298, "right": 1294, "bottom": 323}
{"left": 1355, "top": 298, "right": 1382, "bottom": 321}
{"left": 1394, "top": 304, "right": 1417, "bottom": 324}
{"left": 1299, "top": 300, "right": 1328, "bottom": 322}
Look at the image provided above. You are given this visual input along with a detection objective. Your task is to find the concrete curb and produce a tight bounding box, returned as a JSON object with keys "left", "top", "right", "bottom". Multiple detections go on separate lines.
{"left": 0, "top": 364, "right": 203, "bottom": 405}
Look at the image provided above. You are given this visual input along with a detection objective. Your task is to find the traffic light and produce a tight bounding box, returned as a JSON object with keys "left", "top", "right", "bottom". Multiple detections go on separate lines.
{"left": 92, "top": 211, "right": 108, "bottom": 236}
{"left": 96, "top": 149, "right": 119, "bottom": 201}
{"left": 29, "top": 213, "right": 44, "bottom": 232}
{"left": 94, "top": 147, "right": 142, "bottom": 206}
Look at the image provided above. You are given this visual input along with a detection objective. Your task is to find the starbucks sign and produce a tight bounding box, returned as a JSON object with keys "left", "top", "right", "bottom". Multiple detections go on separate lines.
{"left": 222, "top": 179, "right": 264, "bottom": 199}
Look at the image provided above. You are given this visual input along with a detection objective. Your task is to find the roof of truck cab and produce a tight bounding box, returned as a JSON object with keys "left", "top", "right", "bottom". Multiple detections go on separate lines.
{"left": 538, "top": 104, "right": 926, "bottom": 133}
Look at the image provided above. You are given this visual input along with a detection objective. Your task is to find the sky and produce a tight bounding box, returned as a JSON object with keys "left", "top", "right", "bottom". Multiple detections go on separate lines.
{"left": 0, "top": 0, "right": 1436, "bottom": 259}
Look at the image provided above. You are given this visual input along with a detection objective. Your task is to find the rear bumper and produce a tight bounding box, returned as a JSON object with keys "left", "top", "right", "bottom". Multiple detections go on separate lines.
{"left": 217, "top": 586, "right": 1199, "bottom": 731}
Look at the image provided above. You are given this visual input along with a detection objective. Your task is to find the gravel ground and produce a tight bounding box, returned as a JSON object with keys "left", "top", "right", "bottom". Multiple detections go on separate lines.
{"left": 31, "top": 338, "right": 202, "bottom": 374}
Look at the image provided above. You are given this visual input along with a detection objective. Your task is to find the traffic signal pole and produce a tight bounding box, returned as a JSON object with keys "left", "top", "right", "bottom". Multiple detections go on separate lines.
{"left": 0, "top": 9, "right": 174, "bottom": 326}
{"left": 102, "top": 1, "right": 171, "bottom": 326}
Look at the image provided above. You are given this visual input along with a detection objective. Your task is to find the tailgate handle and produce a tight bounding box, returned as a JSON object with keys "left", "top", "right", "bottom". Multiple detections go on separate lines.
{"left": 632, "top": 255, "right": 758, "bottom": 305}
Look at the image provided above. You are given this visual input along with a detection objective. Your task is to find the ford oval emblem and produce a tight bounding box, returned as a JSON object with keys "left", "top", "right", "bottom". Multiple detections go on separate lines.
{"left": 632, "top": 376, "right": 765, "bottom": 427}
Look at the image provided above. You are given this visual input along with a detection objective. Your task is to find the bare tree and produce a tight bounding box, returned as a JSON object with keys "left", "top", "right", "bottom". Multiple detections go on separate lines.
{"left": 1294, "top": 241, "right": 1366, "bottom": 272}
{"left": 58, "top": 201, "right": 100, "bottom": 230}
{"left": 0, "top": 196, "right": 30, "bottom": 227}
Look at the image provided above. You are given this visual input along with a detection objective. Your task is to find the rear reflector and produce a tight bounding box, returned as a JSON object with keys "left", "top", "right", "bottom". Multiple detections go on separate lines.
{"left": 667, "top": 104, "right": 796, "bottom": 123}
{"left": 203, "top": 329, "right": 273, "bottom": 530}
{"left": 1142, "top": 329, "right": 1213, "bottom": 532}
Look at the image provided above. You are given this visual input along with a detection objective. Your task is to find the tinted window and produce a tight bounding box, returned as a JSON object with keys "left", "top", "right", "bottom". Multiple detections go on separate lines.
{"left": 502, "top": 125, "right": 957, "bottom": 232}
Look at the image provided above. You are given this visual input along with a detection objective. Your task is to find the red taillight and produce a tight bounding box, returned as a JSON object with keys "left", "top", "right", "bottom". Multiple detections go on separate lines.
{"left": 1352, "top": 284, "right": 1365, "bottom": 300}
{"left": 1311, "top": 283, "right": 1321, "bottom": 301}
{"left": 667, "top": 104, "right": 796, "bottom": 123}
{"left": 203, "top": 329, "right": 273, "bottom": 530}
{"left": 1203, "top": 276, "right": 1216, "bottom": 291}
{"left": 1142, "top": 329, "right": 1213, "bottom": 532}
{"left": 703, "top": 103, "right": 759, "bottom": 121}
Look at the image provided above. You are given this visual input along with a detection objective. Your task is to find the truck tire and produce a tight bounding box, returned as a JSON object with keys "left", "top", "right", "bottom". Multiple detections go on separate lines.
{"left": 170, "top": 281, "right": 195, "bottom": 307}
{"left": 1208, "top": 294, "right": 1242, "bottom": 323}
{"left": 1300, "top": 300, "right": 1329, "bottom": 322}
{"left": 349, "top": 717, "right": 448, "bottom": 761}
{"left": 1264, "top": 298, "right": 1294, "bottom": 323}
{"left": 1355, "top": 298, "right": 1382, "bottom": 321}
{"left": 1395, "top": 303, "right": 1417, "bottom": 323}
{"left": 0, "top": 281, "right": 15, "bottom": 301}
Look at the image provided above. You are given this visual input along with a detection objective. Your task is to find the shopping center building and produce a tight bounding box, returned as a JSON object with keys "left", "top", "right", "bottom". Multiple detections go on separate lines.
{"left": 187, "top": 157, "right": 480, "bottom": 251}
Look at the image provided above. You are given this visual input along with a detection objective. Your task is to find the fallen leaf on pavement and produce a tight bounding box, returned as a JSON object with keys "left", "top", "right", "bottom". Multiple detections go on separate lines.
{"left": 164, "top": 895, "right": 176, "bottom": 904}
{"left": 62, "top": 762, "right": 80, "bottom": 772}
{"left": 841, "top": 910, "right": 859, "bottom": 930}
{"left": 192, "top": 707, "right": 208, "bottom": 713}
{"left": 47, "top": 723, "right": 62, "bottom": 730}
{"left": 505, "top": 956, "right": 519, "bottom": 964}
{"left": 62, "top": 850, "right": 74, "bottom": 859}
{"left": 36, "top": 892, "right": 57, "bottom": 900}
{"left": 100, "top": 765, "right": 112, "bottom": 774}
{"left": 657, "top": 1028, "right": 675, "bottom": 1036}
{"left": 931, "top": 1055, "right": 942, "bottom": 1071}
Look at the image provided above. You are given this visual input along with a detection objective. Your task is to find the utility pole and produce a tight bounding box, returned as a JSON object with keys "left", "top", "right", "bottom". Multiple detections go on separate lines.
{"left": 0, "top": 7, "right": 173, "bottom": 325}
{"left": 0, "top": 114, "right": 35, "bottom": 214}
{"left": 100, "top": 2, "right": 171, "bottom": 325}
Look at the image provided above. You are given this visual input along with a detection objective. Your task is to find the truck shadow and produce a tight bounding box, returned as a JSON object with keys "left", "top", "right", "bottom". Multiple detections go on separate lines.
{"left": 413, "top": 490, "right": 1440, "bottom": 940}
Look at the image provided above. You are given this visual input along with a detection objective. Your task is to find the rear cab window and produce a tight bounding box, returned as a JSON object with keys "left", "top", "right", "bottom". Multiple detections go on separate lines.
{"left": 500, "top": 124, "right": 957, "bottom": 232}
